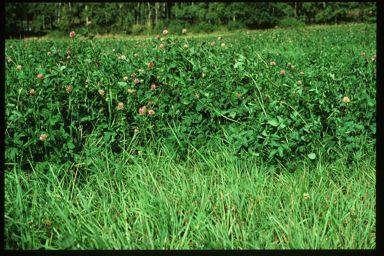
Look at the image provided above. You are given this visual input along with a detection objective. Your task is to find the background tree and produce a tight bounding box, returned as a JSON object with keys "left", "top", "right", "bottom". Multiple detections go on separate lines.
{"left": 5, "top": 2, "right": 376, "bottom": 38}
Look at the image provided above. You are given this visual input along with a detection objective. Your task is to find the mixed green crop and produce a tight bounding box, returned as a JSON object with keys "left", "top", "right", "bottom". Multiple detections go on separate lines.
{"left": 5, "top": 23, "right": 376, "bottom": 169}
{"left": 4, "top": 23, "right": 376, "bottom": 250}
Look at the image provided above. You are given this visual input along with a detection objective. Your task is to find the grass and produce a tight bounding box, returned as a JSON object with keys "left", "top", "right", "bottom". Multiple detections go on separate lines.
{"left": 5, "top": 23, "right": 376, "bottom": 249}
{"left": 4, "top": 138, "right": 375, "bottom": 249}
{"left": 24, "top": 22, "right": 372, "bottom": 41}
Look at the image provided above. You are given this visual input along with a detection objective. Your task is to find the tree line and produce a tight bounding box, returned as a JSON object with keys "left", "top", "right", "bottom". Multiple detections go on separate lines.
{"left": 5, "top": 2, "right": 376, "bottom": 38}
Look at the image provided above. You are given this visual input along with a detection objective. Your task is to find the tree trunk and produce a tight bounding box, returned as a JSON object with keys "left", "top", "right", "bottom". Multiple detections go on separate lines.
{"left": 57, "top": 3, "right": 61, "bottom": 24}
{"left": 136, "top": 3, "right": 140, "bottom": 25}
{"left": 142, "top": 3, "right": 145, "bottom": 25}
{"left": 166, "top": 3, "right": 170, "bottom": 21}
{"left": 155, "top": 2, "right": 158, "bottom": 27}
{"left": 147, "top": 3, "right": 151, "bottom": 29}
{"left": 68, "top": 3, "right": 71, "bottom": 28}
{"left": 135, "top": 3, "right": 140, "bottom": 25}
{"left": 85, "top": 4, "right": 88, "bottom": 25}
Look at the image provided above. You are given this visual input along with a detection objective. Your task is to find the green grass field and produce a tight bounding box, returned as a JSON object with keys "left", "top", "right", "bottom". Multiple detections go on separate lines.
{"left": 4, "top": 141, "right": 375, "bottom": 249}
{"left": 5, "top": 23, "right": 376, "bottom": 249}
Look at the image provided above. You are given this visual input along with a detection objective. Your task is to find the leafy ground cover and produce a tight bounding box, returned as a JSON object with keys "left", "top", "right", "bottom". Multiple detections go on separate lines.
{"left": 4, "top": 23, "right": 376, "bottom": 249}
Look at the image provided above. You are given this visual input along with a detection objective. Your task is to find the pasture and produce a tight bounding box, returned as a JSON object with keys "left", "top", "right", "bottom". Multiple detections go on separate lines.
{"left": 4, "top": 23, "right": 376, "bottom": 249}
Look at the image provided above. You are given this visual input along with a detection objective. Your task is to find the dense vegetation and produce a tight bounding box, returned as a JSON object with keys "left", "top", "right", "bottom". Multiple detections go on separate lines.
{"left": 5, "top": 142, "right": 376, "bottom": 249}
{"left": 5, "top": 2, "right": 376, "bottom": 38}
{"left": 5, "top": 23, "right": 376, "bottom": 249}
{"left": 5, "top": 23, "right": 376, "bottom": 172}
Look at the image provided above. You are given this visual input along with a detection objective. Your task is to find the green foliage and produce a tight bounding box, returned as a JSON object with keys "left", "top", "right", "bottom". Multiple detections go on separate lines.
{"left": 5, "top": 24, "right": 376, "bottom": 169}
{"left": 278, "top": 18, "right": 305, "bottom": 28}
{"left": 189, "top": 22, "right": 217, "bottom": 33}
{"left": 4, "top": 23, "right": 377, "bottom": 249}
{"left": 227, "top": 21, "right": 245, "bottom": 31}
{"left": 5, "top": 2, "right": 377, "bottom": 38}
{"left": 166, "top": 20, "right": 187, "bottom": 35}
{"left": 45, "top": 30, "right": 67, "bottom": 39}
{"left": 131, "top": 24, "right": 146, "bottom": 35}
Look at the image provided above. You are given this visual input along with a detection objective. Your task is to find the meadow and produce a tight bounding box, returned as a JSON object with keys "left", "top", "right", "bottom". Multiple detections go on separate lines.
{"left": 4, "top": 23, "right": 376, "bottom": 249}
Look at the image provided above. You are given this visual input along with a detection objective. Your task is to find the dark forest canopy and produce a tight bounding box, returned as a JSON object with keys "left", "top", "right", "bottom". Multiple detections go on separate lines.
{"left": 5, "top": 2, "right": 376, "bottom": 38}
